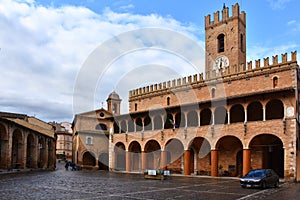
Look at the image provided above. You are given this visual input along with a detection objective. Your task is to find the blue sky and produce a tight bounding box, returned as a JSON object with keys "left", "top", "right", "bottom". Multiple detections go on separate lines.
{"left": 0, "top": 0, "right": 299, "bottom": 122}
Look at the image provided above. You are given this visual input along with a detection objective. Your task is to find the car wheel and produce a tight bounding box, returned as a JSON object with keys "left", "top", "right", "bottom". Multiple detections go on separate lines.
{"left": 261, "top": 181, "right": 266, "bottom": 189}
{"left": 275, "top": 180, "right": 279, "bottom": 188}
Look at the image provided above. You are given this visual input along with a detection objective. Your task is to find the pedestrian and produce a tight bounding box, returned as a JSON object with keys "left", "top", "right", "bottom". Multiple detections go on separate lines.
{"left": 65, "top": 161, "right": 69, "bottom": 170}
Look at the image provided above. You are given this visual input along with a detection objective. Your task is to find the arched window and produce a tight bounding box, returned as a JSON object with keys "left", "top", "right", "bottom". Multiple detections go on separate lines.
{"left": 211, "top": 88, "right": 216, "bottom": 98}
{"left": 200, "top": 109, "right": 212, "bottom": 126}
{"left": 135, "top": 103, "right": 138, "bottom": 111}
{"left": 218, "top": 34, "right": 225, "bottom": 53}
{"left": 273, "top": 77, "right": 278, "bottom": 88}
{"left": 266, "top": 99, "right": 284, "bottom": 120}
{"left": 247, "top": 102, "right": 263, "bottom": 122}
{"left": 167, "top": 97, "right": 171, "bottom": 106}
{"left": 113, "top": 103, "right": 117, "bottom": 113}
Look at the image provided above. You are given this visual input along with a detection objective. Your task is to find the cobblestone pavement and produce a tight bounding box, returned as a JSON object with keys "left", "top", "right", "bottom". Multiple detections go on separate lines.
{"left": 0, "top": 163, "right": 299, "bottom": 200}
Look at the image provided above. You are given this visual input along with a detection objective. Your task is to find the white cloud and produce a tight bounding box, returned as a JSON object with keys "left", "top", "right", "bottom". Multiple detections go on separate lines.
{"left": 0, "top": 0, "right": 202, "bottom": 122}
{"left": 267, "top": 0, "right": 292, "bottom": 10}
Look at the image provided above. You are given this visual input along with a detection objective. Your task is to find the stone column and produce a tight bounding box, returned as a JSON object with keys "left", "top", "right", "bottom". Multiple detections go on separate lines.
{"left": 184, "top": 150, "right": 191, "bottom": 175}
{"left": 211, "top": 149, "right": 218, "bottom": 177}
{"left": 160, "top": 150, "right": 167, "bottom": 170}
{"left": 22, "top": 134, "right": 27, "bottom": 169}
{"left": 141, "top": 151, "right": 147, "bottom": 171}
{"left": 43, "top": 140, "right": 49, "bottom": 169}
{"left": 227, "top": 111, "right": 230, "bottom": 124}
{"left": 126, "top": 150, "right": 131, "bottom": 172}
{"left": 243, "top": 148, "right": 251, "bottom": 176}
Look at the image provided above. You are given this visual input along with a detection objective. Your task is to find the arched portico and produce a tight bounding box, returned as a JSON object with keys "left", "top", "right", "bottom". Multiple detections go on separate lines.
{"left": 144, "top": 140, "right": 161, "bottom": 170}
{"left": 128, "top": 141, "right": 142, "bottom": 171}
{"left": 82, "top": 151, "right": 96, "bottom": 167}
{"left": 165, "top": 139, "right": 184, "bottom": 174}
{"left": 249, "top": 134, "right": 284, "bottom": 178}
{"left": 114, "top": 142, "right": 126, "bottom": 171}
{"left": 0, "top": 124, "right": 8, "bottom": 169}
{"left": 26, "top": 133, "right": 37, "bottom": 168}
{"left": 11, "top": 129, "right": 24, "bottom": 169}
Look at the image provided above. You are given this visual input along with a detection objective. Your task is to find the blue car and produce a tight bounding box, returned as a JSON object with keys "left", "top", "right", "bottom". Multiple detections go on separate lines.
{"left": 240, "top": 169, "right": 279, "bottom": 189}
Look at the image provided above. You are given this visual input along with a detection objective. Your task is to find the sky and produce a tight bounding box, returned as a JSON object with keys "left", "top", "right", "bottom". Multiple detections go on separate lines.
{"left": 0, "top": 0, "right": 299, "bottom": 123}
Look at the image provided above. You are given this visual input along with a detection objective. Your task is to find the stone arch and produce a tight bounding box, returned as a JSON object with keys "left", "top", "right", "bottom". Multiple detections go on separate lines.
{"left": 136, "top": 117, "right": 143, "bottom": 132}
{"left": 47, "top": 139, "right": 55, "bottom": 169}
{"left": 26, "top": 133, "right": 36, "bottom": 168}
{"left": 144, "top": 116, "right": 152, "bottom": 131}
{"left": 249, "top": 134, "right": 284, "bottom": 178}
{"left": 144, "top": 140, "right": 161, "bottom": 169}
{"left": 153, "top": 115, "right": 163, "bottom": 130}
{"left": 38, "top": 137, "right": 46, "bottom": 168}
{"left": 164, "top": 113, "right": 174, "bottom": 129}
{"left": 187, "top": 111, "right": 198, "bottom": 127}
{"left": 188, "top": 137, "right": 211, "bottom": 175}
{"left": 98, "top": 152, "right": 109, "bottom": 170}
{"left": 215, "top": 136, "right": 243, "bottom": 177}
{"left": 12, "top": 129, "right": 24, "bottom": 169}
{"left": 266, "top": 99, "right": 284, "bottom": 120}
{"left": 129, "top": 141, "right": 142, "bottom": 171}
{"left": 113, "top": 122, "right": 120, "bottom": 134}
{"left": 214, "top": 106, "right": 228, "bottom": 124}
{"left": 200, "top": 108, "right": 212, "bottom": 126}
{"left": 82, "top": 151, "right": 96, "bottom": 167}
{"left": 120, "top": 120, "right": 126, "bottom": 133}
{"left": 247, "top": 101, "right": 263, "bottom": 122}
{"left": 128, "top": 119, "right": 134, "bottom": 132}
{"left": 165, "top": 139, "right": 184, "bottom": 174}
{"left": 175, "top": 112, "right": 185, "bottom": 128}
{"left": 230, "top": 104, "right": 245, "bottom": 123}
{"left": 0, "top": 123, "right": 8, "bottom": 169}
{"left": 114, "top": 142, "right": 126, "bottom": 170}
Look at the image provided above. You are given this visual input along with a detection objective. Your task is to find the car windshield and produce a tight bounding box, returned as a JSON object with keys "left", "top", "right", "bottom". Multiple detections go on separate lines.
{"left": 246, "top": 170, "right": 265, "bottom": 177}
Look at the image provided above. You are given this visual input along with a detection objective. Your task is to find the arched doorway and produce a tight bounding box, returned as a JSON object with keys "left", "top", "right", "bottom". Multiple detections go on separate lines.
{"left": 82, "top": 151, "right": 96, "bottom": 167}
{"left": 144, "top": 140, "right": 161, "bottom": 169}
{"left": 114, "top": 142, "right": 126, "bottom": 171}
{"left": 189, "top": 137, "right": 211, "bottom": 175}
{"left": 38, "top": 137, "right": 46, "bottom": 168}
{"left": 98, "top": 153, "right": 109, "bottom": 170}
{"left": 0, "top": 124, "right": 8, "bottom": 169}
{"left": 165, "top": 139, "right": 184, "bottom": 174}
{"left": 12, "top": 130, "right": 23, "bottom": 169}
{"left": 216, "top": 136, "right": 243, "bottom": 177}
{"left": 249, "top": 134, "right": 284, "bottom": 178}
{"left": 26, "top": 134, "right": 36, "bottom": 168}
{"left": 128, "top": 141, "right": 141, "bottom": 171}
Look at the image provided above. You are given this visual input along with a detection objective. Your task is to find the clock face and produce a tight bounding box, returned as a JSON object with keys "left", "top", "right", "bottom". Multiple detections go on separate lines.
{"left": 215, "top": 56, "right": 229, "bottom": 71}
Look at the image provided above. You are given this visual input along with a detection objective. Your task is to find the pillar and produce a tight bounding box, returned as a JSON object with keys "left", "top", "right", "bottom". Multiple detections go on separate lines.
{"left": 126, "top": 150, "right": 131, "bottom": 172}
{"left": 243, "top": 148, "right": 251, "bottom": 176}
{"left": 141, "top": 151, "right": 146, "bottom": 171}
{"left": 211, "top": 149, "right": 218, "bottom": 177}
{"left": 184, "top": 150, "right": 191, "bottom": 175}
{"left": 160, "top": 150, "right": 167, "bottom": 170}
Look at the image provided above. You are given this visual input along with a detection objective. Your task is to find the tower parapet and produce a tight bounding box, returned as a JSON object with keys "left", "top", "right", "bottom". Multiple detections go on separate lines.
{"left": 205, "top": 3, "right": 246, "bottom": 29}
{"left": 129, "top": 51, "right": 298, "bottom": 100}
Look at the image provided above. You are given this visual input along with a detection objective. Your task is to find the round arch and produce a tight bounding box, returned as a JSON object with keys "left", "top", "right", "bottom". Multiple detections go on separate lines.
{"left": 214, "top": 106, "right": 228, "bottom": 124}
{"left": 266, "top": 99, "right": 284, "bottom": 120}
{"left": 230, "top": 104, "right": 245, "bottom": 123}
{"left": 144, "top": 116, "right": 152, "bottom": 131}
{"left": 136, "top": 117, "right": 143, "bottom": 132}
{"left": 165, "top": 138, "right": 184, "bottom": 174}
{"left": 188, "top": 137, "right": 211, "bottom": 175}
{"left": 144, "top": 140, "right": 161, "bottom": 169}
{"left": 187, "top": 111, "right": 198, "bottom": 127}
{"left": 0, "top": 123, "right": 8, "bottom": 169}
{"left": 153, "top": 115, "right": 163, "bottom": 130}
{"left": 82, "top": 151, "right": 96, "bottom": 167}
{"left": 247, "top": 101, "right": 263, "bottom": 122}
{"left": 128, "top": 141, "right": 142, "bottom": 171}
{"left": 249, "top": 134, "right": 284, "bottom": 178}
{"left": 200, "top": 108, "right": 212, "bottom": 126}
{"left": 114, "top": 142, "right": 126, "bottom": 171}
{"left": 12, "top": 129, "right": 24, "bottom": 169}
{"left": 26, "top": 133, "right": 36, "bottom": 168}
{"left": 215, "top": 136, "right": 243, "bottom": 177}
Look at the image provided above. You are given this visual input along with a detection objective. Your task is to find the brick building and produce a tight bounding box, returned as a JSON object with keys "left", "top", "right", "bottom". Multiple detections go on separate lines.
{"left": 72, "top": 3, "right": 300, "bottom": 181}
{"left": 0, "top": 112, "right": 56, "bottom": 171}
{"left": 52, "top": 122, "right": 73, "bottom": 161}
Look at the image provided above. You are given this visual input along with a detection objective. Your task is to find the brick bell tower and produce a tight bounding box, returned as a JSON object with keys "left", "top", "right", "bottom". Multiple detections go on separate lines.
{"left": 106, "top": 91, "right": 122, "bottom": 115}
{"left": 205, "top": 3, "right": 246, "bottom": 74}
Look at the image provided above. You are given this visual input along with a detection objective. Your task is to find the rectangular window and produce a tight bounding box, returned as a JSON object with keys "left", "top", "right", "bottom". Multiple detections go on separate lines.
{"left": 86, "top": 136, "right": 93, "bottom": 145}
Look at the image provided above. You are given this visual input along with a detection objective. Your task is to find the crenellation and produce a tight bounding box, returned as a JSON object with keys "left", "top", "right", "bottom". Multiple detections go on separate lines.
{"left": 282, "top": 53, "right": 288, "bottom": 63}
{"left": 255, "top": 59, "right": 261, "bottom": 69}
{"left": 232, "top": 3, "right": 239, "bottom": 17}
{"left": 264, "top": 57, "right": 269, "bottom": 67}
{"left": 222, "top": 6, "right": 229, "bottom": 21}
{"left": 193, "top": 74, "right": 198, "bottom": 83}
{"left": 213, "top": 11, "right": 220, "bottom": 24}
{"left": 272, "top": 55, "right": 278, "bottom": 65}
{"left": 128, "top": 51, "right": 298, "bottom": 99}
{"left": 205, "top": 14, "right": 211, "bottom": 27}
